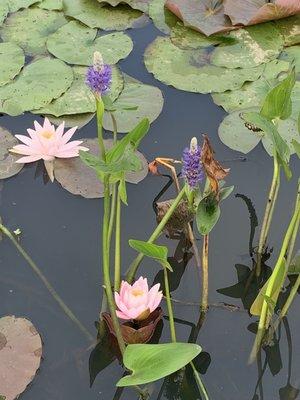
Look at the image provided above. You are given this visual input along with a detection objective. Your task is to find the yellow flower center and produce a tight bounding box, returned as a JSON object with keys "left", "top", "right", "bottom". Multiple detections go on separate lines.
{"left": 131, "top": 289, "right": 144, "bottom": 297}
{"left": 41, "top": 130, "right": 54, "bottom": 139}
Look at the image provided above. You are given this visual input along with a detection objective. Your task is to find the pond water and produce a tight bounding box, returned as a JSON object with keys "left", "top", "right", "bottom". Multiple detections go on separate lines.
{"left": 1, "top": 22, "right": 300, "bottom": 400}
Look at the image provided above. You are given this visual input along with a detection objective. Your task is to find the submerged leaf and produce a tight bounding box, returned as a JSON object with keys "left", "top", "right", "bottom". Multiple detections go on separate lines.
{"left": 144, "top": 37, "right": 264, "bottom": 94}
{"left": 47, "top": 20, "right": 133, "bottom": 66}
{"left": 0, "top": 127, "right": 24, "bottom": 179}
{"left": 117, "top": 342, "right": 201, "bottom": 386}
{"left": 0, "top": 316, "right": 42, "bottom": 400}
{"left": 0, "top": 43, "right": 24, "bottom": 87}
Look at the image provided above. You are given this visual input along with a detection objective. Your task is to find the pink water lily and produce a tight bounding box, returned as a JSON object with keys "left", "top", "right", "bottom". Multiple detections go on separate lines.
{"left": 115, "top": 277, "right": 163, "bottom": 321}
{"left": 10, "top": 118, "right": 88, "bottom": 181}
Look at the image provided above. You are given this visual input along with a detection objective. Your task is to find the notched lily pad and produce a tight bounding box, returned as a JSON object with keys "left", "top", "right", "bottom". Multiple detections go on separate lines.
{"left": 1, "top": 8, "right": 68, "bottom": 56}
{"left": 54, "top": 138, "right": 148, "bottom": 198}
{"left": 103, "top": 75, "right": 164, "bottom": 133}
{"left": 0, "top": 43, "right": 25, "bottom": 87}
{"left": 0, "top": 57, "right": 73, "bottom": 116}
{"left": 144, "top": 36, "right": 264, "bottom": 94}
{"left": 0, "top": 127, "right": 24, "bottom": 179}
{"left": 95, "top": 0, "right": 150, "bottom": 12}
{"left": 47, "top": 20, "right": 133, "bottom": 66}
{"left": 0, "top": 316, "right": 42, "bottom": 400}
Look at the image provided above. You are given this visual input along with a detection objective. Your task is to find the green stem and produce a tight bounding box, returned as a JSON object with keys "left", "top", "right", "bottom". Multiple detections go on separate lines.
{"left": 96, "top": 97, "right": 106, "bottom": 162}
{"left": 0, "top": 224, "right": 94, "bottom": 343}
{"left": 102, "top": 176, "right": 125, "bottom": 354}
{"left": 256, "top": 154, "right": 280, "bottom": 276}
{"left": 108, "top": 185, "right": 117, "bottom": 247}
{"left": 190, "top": 361, "right": 209, "bottom": 400}
{"left": 126, "top": 187, "right": 186, "bottom": 283}
{"left": 114, "top": 189, "right": 122, "bottom": 291}
{"left": 111, "top": 112, "right": 118, "bottom": 144}
{"left": 201, "top": 235, "right": 209, "bottom": 312}
{"left": 163, "top": 267, "right": 176, "bottom": 342}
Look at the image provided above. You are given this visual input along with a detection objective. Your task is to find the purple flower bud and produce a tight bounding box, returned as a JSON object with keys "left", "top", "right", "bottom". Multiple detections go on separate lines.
{"left": 182, "top": 137, "right": 204, "bottom": 189}
{"left": 86, "top": 52, "right": 112, "bottom": 95}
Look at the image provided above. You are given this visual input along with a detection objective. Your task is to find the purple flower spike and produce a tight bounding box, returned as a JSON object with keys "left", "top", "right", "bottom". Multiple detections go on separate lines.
{"left": 86, "top": 51, "right": 112, "bottom": 95}
{"left": 182, "top": 137, "right": 204, "bottom": 189}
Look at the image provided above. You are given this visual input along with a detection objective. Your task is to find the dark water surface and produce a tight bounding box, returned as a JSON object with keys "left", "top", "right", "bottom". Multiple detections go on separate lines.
{"left": 1, "top": 23, "right": 300, "bottom": 400}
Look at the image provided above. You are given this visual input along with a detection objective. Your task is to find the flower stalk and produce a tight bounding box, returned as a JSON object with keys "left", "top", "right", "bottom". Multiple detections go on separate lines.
{"left": 201, "top": 235, "right": 209, "bottom": 312}
{"left": 114, "top": 188, "right": 122, "bottom": 291}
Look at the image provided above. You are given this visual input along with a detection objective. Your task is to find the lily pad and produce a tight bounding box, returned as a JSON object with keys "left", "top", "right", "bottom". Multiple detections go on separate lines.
{"left": 276, "top": 15, "right": 300, "bottom": 46}
{"left": 148, "top": 0, "right": 179, "bottom": 34}
{"left": 47, "top": 20, "right": 133, "bottom": 66}
{"left": 210, "top": 23, "right": 283, "bottom": 69}
{"left": 33, "top": 66, "right": 123, "bottom": 117}
{"left": 0, "top": 316, "right": 42, "bottom": 400}
{"left": 144, "top": 36, "right": 264, "bottom": 94}
{"left": 165, "top": 0, "right": 233, "bottom": 36}
{"left": 103, "top": 75, "right": 164, "bottom": 133}
{"left": 280, "top": 46, "right": 300, "bottom": 74}
{"left": 224, "top": 0, "right": 300, "bottom": 26}
{"left": 0, "top": 2, "right": 9, "bottom": 24}
{"left": 0, "top": 57, "right": 73, "bottom": 116}
{"left": 0, "top": 127, "right": 24, "bottom": 179}
{"left": 8, "top": 0, "right": 40, "bottom": 12}
{"left": 47, "top": 113, "right": 95, "bottom": 128}
{"left": 63, "top": 0, "right": 148, "bottom": 30}
{"left": 1, "top": 8, "right": 68, "bottom": 56}
{"left": 218, "top": 108, "right": 299, "bottom": 155}
{"left": 95, "top": 0, "right": 150, "bottom": 12}
{"left": 38, "top": 0, "right": 63, "bottom": 10}
{"left": 0, "top": 43, "right": 25, "bottom": 87}
{"left": 54, "top": 138, "right": 148, "bottom": 198}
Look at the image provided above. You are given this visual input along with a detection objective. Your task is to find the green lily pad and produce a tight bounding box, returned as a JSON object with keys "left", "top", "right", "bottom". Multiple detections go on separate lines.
{"left": 165, "top": 0, "right": 233, "bottom": 36}
{"left": 0, "top": 57, "right": 73, "bottom": 116}
{"left": 1, "top": 8, "right": 67, "bottom": 56}
{"left": 0, "top": 127, "right": 24, "bottom": 179}
{"left": 8, "top": 0, "right": 40, "bottom": 12}
{"left": 276, "top": 15, "right": 300, "bottom": 46}
{"left": 211, "top": 23, "right": 283, "bottom": 69}
{"left": 0, "top": 43, "right": 25, "bottom": 87}
{"left": 291, "top": 81, "right": 300, "bottom": 120}
{"left": 148, "top": 0, "right": 178, "bottom": 34}
{"left": 63, "top": 0, "right": 147, "bottom": 30}
{"left": 280, "top": 46, "right": 300, "bottom": 74}
{"left": 95, "top": 0, "right": 150, "bottom": 12}
{"left": 47, "top": 20, "right": 133, "bottom": 65}
{"left": 0, "top": 2, "right": 9, "bottom": 24}
{"left": 33, "top": 65, "right": 123, "bottom": 116}
{"left": 144, "top": 36, "right": 264, "bottom": 94}
{"left": 47, "top": 113, "right": 95, "bottom": 128}
{"left": 218, "top": 109, "right": 299, "bottom": 155}
{"left": 103, "top": 75, "right": 164, "bottom": 133}
{"left": 212, "top": 59, "right": 290, "bottom": 112}
{"left": 54, "top": 138, "right": 148, "bottom": 198}
{"left": 38, "top": 0, "right": 63, "bottom": 10}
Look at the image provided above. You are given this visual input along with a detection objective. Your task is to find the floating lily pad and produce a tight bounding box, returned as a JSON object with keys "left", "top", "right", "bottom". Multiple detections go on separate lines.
{"left": 38, "top": 0, "right": 63, "bottom": 10}
{"left": 144, "top": 36, "right": 264, "bottom": 94}
{"left": 212, "top": 59, "right": 290, "bottom": 112}
{"left": 1, "top": 8, "right": 67, "bottom": 56}
{"left": 148, "top": 0, "right": 178, "bottom": 34}
{"left": 218, "top": 109, "right": 299, "bottom": 155}
{"left": 47, "top": 20, "right": 133, "bottom": 66}
{"left": 0, "top": 316, "right": 42, "bottom": 400}
{"left": 54, "top": 138, "right": 148, "bottom": 198}
{"left": 165, "top": 0, "right": 233, "bottom": 36}
{"left": 0, "top": 57, "right": 73, "bottom": 116}
{"left": 224, "top": 0, "right": 300, "bottom": 26}
{"left": 8, "top": 0, "right": 40, "bottom": 12}
{"left": 95, "top": 0, "right": 150, "bottom": 12}
{"left": 276, "top": 15, "right": 300, "bottom": 46}
{"left": 103, "top": 75, "right": 164, "bottom": 133}
{"left": 0, "top": 127, "right": 24, "bottom": 179}
{"left": 63, "top": 0, "right": 147, "bottom": 30}
{"left": 0, "top": 2, "right": 9, "bottom": 24}
{"left": 280, "top": 46, "right": 300, "bottom": 74}
{"left": 0, "top": 43, "right": 25, "bottom": 87}
{"left": 47, "top": 113, "right": 95, "bottom": 128}
{"left": 210, "top": 23, "right": 283, "bottom": 69}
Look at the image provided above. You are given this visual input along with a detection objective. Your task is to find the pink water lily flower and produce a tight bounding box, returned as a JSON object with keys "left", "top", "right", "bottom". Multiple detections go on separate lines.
{"left": 115, "top": 277, "right": 163, "bottom": 321}
{"left": 10, "top": 118, "right": 88, "bottom": 181}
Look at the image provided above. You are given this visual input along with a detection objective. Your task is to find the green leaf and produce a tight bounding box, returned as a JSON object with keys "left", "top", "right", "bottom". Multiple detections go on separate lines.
{"left": 196, "top": 194, "right": 220, "bottom": 235}
{"left": 8, "top": 0, "right": 40, "bottom": 12}
{"left": 262, "top": 295, "right": 276, "bottom": 314}
{"left": 38, "top": 0, "right": 63, "bottom": 10}
{"left": 219, "top": 186, "right": 234, "bottom": 202}
{"left": 149, "top": 0, "right": 179, "bottom": 34}
{"left": 0, "top": 43, "right": 24, "bottom": 87}
{"left": 118, "top": 176, "right": 128, "bottom": 205}
{"left": 260, "top": 69, "right": 296, "bottom": 121}
{"left": 117, "top": 343, "right": 202, "bottom": 387}
{"left": 47, "top": 20, "right": 133, "bottom": 66}
{"left": 275, "top": 15, "right": 300, "bottom": 47}
{"left": 288, "top": 251, "right": 300, "bottom": 275}
{"left": 128, "top": 240, "right": 172, "bottom": 271}
{"left": 292, "top": 139, "right": 300, "bottom": 158}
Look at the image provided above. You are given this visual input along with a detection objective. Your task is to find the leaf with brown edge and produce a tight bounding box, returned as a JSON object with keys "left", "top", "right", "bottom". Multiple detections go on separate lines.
{"left": 201, "top": 134, "right": 229, "bottom": 194}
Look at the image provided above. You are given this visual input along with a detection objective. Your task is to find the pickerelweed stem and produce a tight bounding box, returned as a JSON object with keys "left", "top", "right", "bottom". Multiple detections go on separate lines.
{"left": 114, "top": 188, "right": 122, "bottom": 291}
{"left": 0, "top": 223, "right": 94, "bottom": 343}
{"left": 256, "top": 153, "right": 280, "bottom": 276}
{"left": 96, "top": 97, "right": 106, "bottom": 162}
{"left": 201, "top": 235, "right": 209, "bottom": 312}
{"left": 126, "top": 187, "right": 186, "bottom": 283}
{"left": 190, "top": 361, "right": 210, "bottom": 400}
{"left": 163, "top": 267, "right": 176, "bottom": 342}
